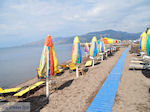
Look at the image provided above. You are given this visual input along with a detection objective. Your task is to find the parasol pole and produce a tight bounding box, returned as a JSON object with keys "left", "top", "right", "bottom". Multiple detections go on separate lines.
{"left": 85, "top": 52, "right": 88, "bottom": 57}
{"left": 76, "top": 64, "right": 79, "bottom": 78}
{"left": 46, "top": 77, "right": 49, "bottom": 98}
{"left": 101, "top": 54, "right": 103, "bottom": 61}
{"left": 105, "top": 51, "right": 108, "bottom": 58}
{"left": 92, "top": 58, "right": 94, "bottom": 67}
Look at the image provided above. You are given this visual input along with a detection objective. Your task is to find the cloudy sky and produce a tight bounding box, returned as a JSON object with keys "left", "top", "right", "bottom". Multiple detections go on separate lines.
{"left": 0, "top": 0, "right": 150, "bottom": 47}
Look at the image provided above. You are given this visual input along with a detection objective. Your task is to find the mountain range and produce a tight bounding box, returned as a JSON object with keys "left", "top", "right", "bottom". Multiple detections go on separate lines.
{"left": 23, "top": 29, "right": 141, "bottom": 47}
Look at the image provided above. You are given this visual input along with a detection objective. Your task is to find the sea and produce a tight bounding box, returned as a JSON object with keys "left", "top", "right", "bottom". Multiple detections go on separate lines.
{"left": 0, "top": 44, "right": 85, "bottom": 88}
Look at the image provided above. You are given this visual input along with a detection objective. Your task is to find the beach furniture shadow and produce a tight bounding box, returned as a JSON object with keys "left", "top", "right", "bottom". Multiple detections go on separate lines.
{"left": 3, "top": 95, "right": 48, "bottom": 112}
{"left": 57, "top": 79, "right": 74, "bottom": 90}
{"left": 22, "top": 95, "right": 48, "bottom": 112}
{"left": 94, "top": 61, "right": 101, "bottom": 66}
{"left": 141, "top": 69, "right": 150, "bottom": 78}
{"left": 55, "top": 71, "right": 64, "bottom": 76}
{"left": 83, "top": 68, "right": 88, "bottom": 73}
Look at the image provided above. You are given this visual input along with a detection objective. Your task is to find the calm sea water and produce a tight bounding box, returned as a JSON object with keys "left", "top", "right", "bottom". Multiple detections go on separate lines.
{"left": 0, "top": 44, "right": 85, "bottom": 88}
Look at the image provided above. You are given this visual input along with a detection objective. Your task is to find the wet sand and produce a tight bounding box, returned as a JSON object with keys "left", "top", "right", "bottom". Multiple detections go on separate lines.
{"left": 112, "top": 51, "right": 150, "bottom": 112}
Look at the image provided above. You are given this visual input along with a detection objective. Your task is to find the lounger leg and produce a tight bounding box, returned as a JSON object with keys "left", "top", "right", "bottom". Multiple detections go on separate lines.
{"left": 85, "top": 52, "right": 88, "bottom": 57}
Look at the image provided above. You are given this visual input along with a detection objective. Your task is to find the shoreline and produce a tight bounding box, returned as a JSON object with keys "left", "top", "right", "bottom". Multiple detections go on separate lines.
{"left": 14, "top": 55, "right": 88, "bottom": 88}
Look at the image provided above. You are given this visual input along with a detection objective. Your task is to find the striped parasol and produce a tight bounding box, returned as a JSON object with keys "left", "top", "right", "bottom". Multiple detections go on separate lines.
{"left": 146, "top": 29, "right": 150, "bottom": 56}
{"left": 72, "top": 36, "right": 82, "bottom": 78}
{"left": 140, "top": 32, "right": 147, "bottom": 52}
{"left": 39, "top": 35, "right": 58, "bottom": 97}
{"left": 90, "top": 36, "right": 98, "bottom": 66}
{"left": 139, "top": 36, "right": 142, "bottom": 52}
{"left": 84, "top": 42, "right": 89, "bottom": 52}
{"left": 98, "top": 39, "right": 105, "bottom": 53}
{"left": 84, "top": 42, "right": 89, "bottom": 57}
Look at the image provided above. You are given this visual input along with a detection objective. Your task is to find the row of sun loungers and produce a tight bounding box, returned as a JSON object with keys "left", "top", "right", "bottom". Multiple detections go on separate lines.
{"left": 129, "top": 52, "right": 150, "bottom": 70}
{"left": 0, "top": 81, "right": 45, "bottom": 98}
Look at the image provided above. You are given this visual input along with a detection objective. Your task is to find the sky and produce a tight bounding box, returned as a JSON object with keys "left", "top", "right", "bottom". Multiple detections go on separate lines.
{"left": 0, "top": 0, "right": 150, "bottom": 47}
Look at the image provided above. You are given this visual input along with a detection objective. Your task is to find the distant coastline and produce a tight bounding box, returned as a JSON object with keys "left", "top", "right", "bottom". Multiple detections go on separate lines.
{"left": 0, "top": 29, "right": 141, "bottom": 49}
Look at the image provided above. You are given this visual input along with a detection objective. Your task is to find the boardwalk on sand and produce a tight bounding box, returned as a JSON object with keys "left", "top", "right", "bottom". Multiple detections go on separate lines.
{"left": 87, "top": 48, "right": 128, "bottom": 112}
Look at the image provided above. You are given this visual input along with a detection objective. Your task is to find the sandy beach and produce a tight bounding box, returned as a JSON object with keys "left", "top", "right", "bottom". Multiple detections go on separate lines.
{"left": 26, "top": 48, "right": 124, "bottom": 112}
{"left": 9, "top": 48, "right": 124, "bottom": 112}
{"left": 112, "top": 51, "right": 150, "bottom": 112}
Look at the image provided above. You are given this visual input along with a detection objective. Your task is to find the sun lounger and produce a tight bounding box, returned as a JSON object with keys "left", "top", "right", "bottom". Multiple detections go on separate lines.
{"left": 105, "top": 51, "right": 108, "bottom": 58}
{"left": 140, "top": 52, "right": 145, "bottom": 57}
{"left": 56, "top": 69, "right": 64, "bottom": 74}
{"left": 60, "top": 64, "right": 69, "bottom": 70}
{"left": 13, "top": 81, "right": 45, "bottom": 97}
{"left": 85, "top": 60, "right": 92, "bottom": 67}
{"left": 129, "top": 64, "right": 150, "bottom": 70}
{"left": 143, "top": 55, "right": 150, "bottom": 62}
{"left": 60, "top": 64, "right": 67, "bottom": 68}
{"left": 97, "top": 57, "right": 101, "bottom": 61}
{"left": 0, "top": 88, "right": 3, "bottom": 92}
{"left": 130, "top": 60, "right": 145, "bottom": 64}
{"left": 0, "top": 88, "right": 21, "bottom": 94}
{"left": 99, "top": 53, "right": 104, "bottom": 61}
{"left": 0, "top": 97, "right": 4, "bottom": 102}
{"left": 0, "top": 96, "right": 5, "bottom": 102}
{"left": 67, "top": 63, "right": 76, "bottom": 71}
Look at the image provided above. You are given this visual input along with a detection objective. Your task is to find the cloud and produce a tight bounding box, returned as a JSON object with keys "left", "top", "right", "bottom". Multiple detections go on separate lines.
{"left": 0, "top": 0, "right": 150, "bottom": 47}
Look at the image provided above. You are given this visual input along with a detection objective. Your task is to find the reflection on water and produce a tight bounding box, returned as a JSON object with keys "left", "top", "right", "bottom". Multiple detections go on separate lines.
{"left": 0, "top": 44, "right": 80, "bottom": 88}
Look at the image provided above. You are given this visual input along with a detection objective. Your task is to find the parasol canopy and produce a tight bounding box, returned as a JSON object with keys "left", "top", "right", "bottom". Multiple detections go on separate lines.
{"left": 39, "top": 35, "right": 58, "bottom": 78}
{"left": 139, "top": 37, "right": 142, "bottom": 52}
{"left": 103, "top": 37, "right": 108, "bottom": 44}
{"left": 146, "top": 29, "right": 150, "bottom": 56}
{"left": 90, "top": 36, "right": 98, "bottom": 57}
{"left": 140, "top": 32, "right": 147, "bottom": 52}
{"left": 116, "top": 40, "right": 118, "bottom": 43}
{"left": 72, "top": 36, "right": 82, "bottom": 64}
{"left": 84, "top": 42, "right": 89, "bottom": 52}
{"left": 103, "top": 37, "right": 114, "bottom": 44}
{"left": 98, "top": 39, "right": 105, "bottom": 53}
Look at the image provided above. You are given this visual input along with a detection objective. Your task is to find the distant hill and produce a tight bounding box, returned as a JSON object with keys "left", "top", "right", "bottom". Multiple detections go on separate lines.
{"left": 61, "top": 29, "right": 141, "bottom": 44}
{"left": 23, "top": 29, "right": 141, "bottom": 47}
{"left": 22, "top": 37, "right": 64, "bottom": 47}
